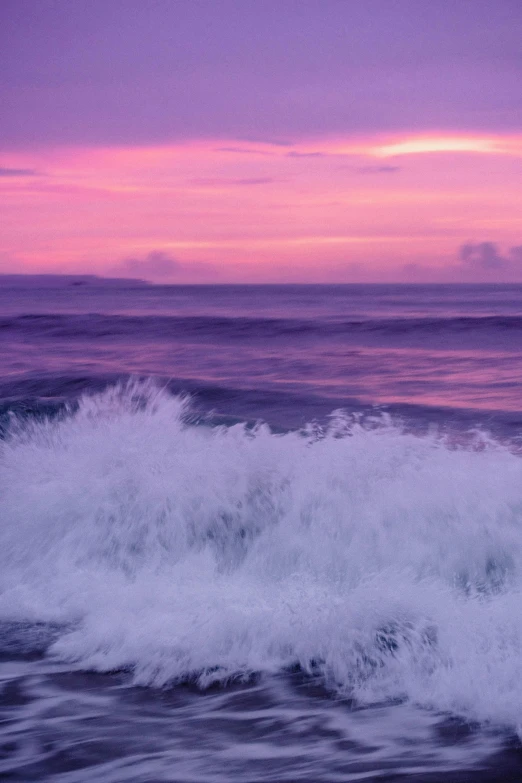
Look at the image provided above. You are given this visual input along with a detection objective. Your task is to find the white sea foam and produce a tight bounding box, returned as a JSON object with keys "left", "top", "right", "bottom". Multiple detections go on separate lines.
{"left": 1, "top": 381, "right": 522, "bottom": 729}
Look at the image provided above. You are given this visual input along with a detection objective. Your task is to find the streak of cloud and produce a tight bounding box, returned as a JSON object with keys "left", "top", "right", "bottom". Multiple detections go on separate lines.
{"left": 355, "top": 165, "right": 401, "bottom": 174}
{"left": 188, "top": 177, "right": 275, "bottom": 186}
{"left": 0, "top": 167, "right": 40, "bottom": 177}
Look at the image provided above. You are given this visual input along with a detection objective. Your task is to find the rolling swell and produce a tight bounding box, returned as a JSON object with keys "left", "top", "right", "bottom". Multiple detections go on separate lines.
{"left": 1, "top": 382, "right": 522, "bottom": 730}
{"left": 3, "top": 312, "right": 522, "bottom": 343}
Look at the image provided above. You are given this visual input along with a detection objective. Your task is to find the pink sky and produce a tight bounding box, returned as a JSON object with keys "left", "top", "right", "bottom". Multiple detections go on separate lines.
{"left": 1, "top": 133, "right": 522, "bottom": 282}
{"left": 1, "top": 1, "right": 522, "bottom": 283}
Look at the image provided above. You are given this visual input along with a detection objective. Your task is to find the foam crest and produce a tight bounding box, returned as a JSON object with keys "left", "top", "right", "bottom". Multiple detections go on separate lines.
{"left": 1, "top": 381, "right": 522, "bottom": 729}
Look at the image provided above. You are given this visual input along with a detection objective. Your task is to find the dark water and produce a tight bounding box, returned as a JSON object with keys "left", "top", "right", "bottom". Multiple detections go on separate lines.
{"left": 2, "top": 282, "right": 522, "bottom": 429}
{"left": 2, "top": 281, "right": 522, "bottom": 782}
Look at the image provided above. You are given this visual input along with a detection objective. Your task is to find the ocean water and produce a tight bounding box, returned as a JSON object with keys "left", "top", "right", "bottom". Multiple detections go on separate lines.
{"left": 2, "top": 281, "right": 522, "bottom": 782}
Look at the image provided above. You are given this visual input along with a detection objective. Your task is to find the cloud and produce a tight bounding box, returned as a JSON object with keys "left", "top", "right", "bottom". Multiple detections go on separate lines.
{"left": 458, "top": 242, "right": 522, "bottom": 276}
{"left": 188, "top": 177, "right": 275, "bottom": 186}
{"left": 214, "top": 147, "right": 275, "bottom": 156}
{"left": 234, "top": 177, "right": 274, "bottom": 185}
{"left": 404, "top": 242, "right": 522, "bottom": 282}
{"left": 459, "top": 241, "right": 507, "bottom": 270}
{"left": 393, "top": 244, "right": 522, "bottom": 283}
{"left": 401, "top": 241, "right": 522, "bottom": 283}
{"left": 285, "top": 151, "right": 326, "bottom": 159}
{"left": 0, "top": 167, "right": 40, "bottom": 177}
{"left": 355, "top": 165, "right": 401, "bottom": 174}
{"left": 112, "top": 251, "right": 220, "bottom": 282}
{"left": 118, "top": 251, "right": 181, "bottom": 278}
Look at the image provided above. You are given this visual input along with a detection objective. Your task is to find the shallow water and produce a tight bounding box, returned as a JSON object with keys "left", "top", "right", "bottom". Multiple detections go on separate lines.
{"left": 2, "top": 661, "right": 521, "bottom": 783}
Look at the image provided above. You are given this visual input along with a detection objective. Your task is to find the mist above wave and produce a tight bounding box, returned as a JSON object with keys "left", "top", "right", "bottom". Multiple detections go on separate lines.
{"left": 1, "top": 381, "right": 522, "bottom": 730}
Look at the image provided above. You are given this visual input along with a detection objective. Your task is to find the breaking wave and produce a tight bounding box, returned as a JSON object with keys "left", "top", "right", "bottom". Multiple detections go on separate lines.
{"left": 1, "top": 381, "right": 522, "bottom": 730}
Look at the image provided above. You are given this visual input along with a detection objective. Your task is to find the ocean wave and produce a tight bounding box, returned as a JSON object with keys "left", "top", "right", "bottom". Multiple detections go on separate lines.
{"left": 3, "top": 312, "right": 522, "bottom": 342}
{"left": 1, "top": 381, "right": 522, "bottom": 729}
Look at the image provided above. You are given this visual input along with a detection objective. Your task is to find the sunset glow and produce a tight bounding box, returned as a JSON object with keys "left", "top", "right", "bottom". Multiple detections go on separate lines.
{"left": 1, "top": 132, "right": 522, "bottom": 282}
{"left": 1, "top": 1, "right": 521, "bottom": 282}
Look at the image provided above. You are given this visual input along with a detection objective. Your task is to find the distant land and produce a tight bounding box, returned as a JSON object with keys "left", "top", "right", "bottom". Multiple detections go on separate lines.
{"left": 0, "top": 274, "right": 150, "bottom": 288}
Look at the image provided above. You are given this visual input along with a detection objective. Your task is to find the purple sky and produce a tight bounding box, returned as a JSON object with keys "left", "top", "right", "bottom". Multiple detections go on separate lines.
{"left": 1, "top": 1, "right": 521, "bottom": 282}
{"left": 2, "top": 0, "right": 522, "bottom": 148}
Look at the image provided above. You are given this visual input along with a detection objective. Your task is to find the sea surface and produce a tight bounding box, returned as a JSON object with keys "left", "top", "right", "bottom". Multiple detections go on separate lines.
{"left": 2, "top": 281, "right": 522, "bottom": 782}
